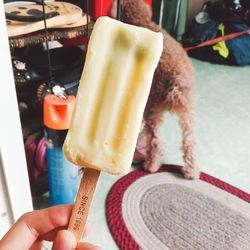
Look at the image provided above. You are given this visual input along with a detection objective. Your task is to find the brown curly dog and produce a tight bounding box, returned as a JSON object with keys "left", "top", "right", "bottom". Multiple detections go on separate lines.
{"left": 111, "top": 0, "right": 199, "bottom": 179}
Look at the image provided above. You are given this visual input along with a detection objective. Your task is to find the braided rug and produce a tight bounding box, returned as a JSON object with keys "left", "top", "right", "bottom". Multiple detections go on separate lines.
{"left": 106, "top": 165, "right": 250, "bottom": 250}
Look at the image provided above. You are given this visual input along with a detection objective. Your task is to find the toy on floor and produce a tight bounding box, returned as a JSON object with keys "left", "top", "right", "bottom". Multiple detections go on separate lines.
{"left": 111, "top": 0, "right": 198, "bottom": 179}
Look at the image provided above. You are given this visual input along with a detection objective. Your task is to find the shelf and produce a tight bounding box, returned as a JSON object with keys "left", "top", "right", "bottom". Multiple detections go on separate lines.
{"left": 8, "top": 21, "right": 94, "bottom": 49}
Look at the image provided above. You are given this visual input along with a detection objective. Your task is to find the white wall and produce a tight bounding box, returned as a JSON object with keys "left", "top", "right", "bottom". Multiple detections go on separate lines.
{"left": 0, "top": 2, "right": 33, "bottom": 237}
{"left": 0, "top": 156, "right": 13, "bottom": 237}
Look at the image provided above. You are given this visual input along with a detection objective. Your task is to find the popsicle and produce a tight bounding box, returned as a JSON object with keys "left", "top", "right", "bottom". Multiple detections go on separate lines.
{"left": 63, "top": 16, "right": 163, "bottom": 241}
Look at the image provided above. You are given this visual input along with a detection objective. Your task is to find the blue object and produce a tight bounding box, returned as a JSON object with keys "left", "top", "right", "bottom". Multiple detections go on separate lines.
{"left": 226, "top": 24, "right": 250, "bottom": 66}
{"left": 45, "top": 128, "right": 78, "bottom": 206}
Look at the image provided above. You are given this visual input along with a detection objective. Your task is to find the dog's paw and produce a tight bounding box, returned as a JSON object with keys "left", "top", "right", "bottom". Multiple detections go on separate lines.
{"left": 143, "top": 158, "right": 161, "bottom": 173}
{"left": 182, "top": 166, "right": 200, "bottom": 179}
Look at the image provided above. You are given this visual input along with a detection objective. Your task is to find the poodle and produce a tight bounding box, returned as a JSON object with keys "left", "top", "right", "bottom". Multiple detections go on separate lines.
{"left": 111, "top": 0, "right": 198, "bottom": 179}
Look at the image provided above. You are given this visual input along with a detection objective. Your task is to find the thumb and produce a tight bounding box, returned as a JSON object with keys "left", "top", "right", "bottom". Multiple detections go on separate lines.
{"left": 52, "top": 230, "right": 77, "bottom": 250}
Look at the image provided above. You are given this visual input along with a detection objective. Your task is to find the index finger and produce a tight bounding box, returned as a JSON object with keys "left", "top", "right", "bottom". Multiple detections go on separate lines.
{"left": 0, "top": 204, "right": 73, "bottom": 250}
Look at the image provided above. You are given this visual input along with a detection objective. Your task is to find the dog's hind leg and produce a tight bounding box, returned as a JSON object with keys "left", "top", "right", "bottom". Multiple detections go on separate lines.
{"left": 141, "top": 105, "right": 164, "bottom": 172}
{"left": 178, "top": 109, "right": 199, "bottom": 179}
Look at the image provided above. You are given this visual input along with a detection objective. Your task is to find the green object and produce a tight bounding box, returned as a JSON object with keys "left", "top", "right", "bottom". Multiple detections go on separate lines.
{"left": 153, "top": 0, "right": 188, "bottom": 42}
{"left": 152, "top": 0, "right": 162, "bottom": 24}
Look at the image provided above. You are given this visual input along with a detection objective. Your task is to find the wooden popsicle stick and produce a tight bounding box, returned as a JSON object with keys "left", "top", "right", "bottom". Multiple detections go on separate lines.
{"left": 68, "top": 168, "right": 100, "bottom": 242}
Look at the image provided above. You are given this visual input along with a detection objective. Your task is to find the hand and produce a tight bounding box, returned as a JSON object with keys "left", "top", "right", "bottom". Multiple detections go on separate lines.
{"left": 0, "top": 204, "right": 101, "bottom": 250}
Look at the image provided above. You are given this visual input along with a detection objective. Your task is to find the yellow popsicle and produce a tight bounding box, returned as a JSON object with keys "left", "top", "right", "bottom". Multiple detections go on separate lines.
{"left": 63, "top": 16, "right": 163, "bottom": 242}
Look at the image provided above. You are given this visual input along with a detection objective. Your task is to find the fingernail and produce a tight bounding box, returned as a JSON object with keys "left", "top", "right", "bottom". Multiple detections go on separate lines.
{"left": 85, "top": 244, "right": 102, "bottom": 250}
{"left": 52, "top": 230, "right": 76, "bottom": 250}
{"left": 92, "top": 246, "right": 102, "bottom": 250}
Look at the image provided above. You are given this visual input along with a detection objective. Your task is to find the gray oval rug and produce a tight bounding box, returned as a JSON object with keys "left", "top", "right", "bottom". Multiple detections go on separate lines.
{"left": 107, "top": 167, "right": 250, "bottom": 250}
